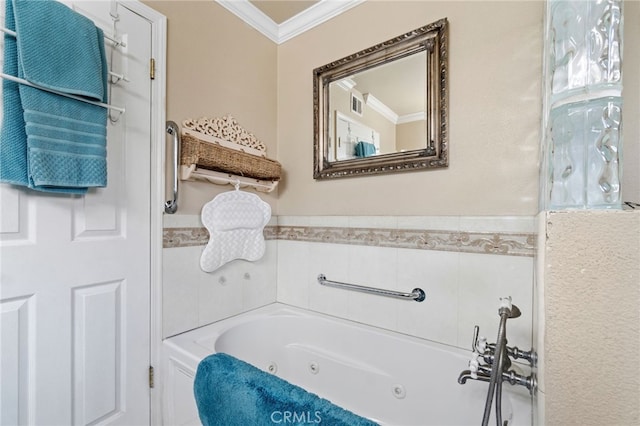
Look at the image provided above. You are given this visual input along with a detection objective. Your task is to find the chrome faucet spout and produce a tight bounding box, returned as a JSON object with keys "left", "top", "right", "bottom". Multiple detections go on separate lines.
{"left": 457, "top": 370, "right": 491, "bottom": 385}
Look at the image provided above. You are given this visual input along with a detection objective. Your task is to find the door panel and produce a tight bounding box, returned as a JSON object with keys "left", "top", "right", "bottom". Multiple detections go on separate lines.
{"left": 72, "top": 280, "right": 124, "bottom": 424}
{"left": 0, "top": 294, "right": 34, "bottom": 425}
{"left": 0, "top": 1, "right": 153, "bottom": 425}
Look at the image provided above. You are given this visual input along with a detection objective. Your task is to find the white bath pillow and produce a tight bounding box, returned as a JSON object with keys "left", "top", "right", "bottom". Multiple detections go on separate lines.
{"left": 200, "top": 190, "right": 271, "bottom": 273}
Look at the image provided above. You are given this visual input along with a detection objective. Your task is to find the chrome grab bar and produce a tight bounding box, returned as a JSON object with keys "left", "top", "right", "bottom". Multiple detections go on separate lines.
{"left": 165, "top": 121, "right": 180, "bottom": 214}
{"left": 317, "top": 274, "right": 426, "bottom": 302}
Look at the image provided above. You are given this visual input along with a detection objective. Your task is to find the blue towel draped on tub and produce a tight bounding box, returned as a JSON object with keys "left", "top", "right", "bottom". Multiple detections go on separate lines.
{"left": 0, "top": 0, "right": 108, "bottom": 193}
{"left": 194, "top": 353, "right": 379, "bottom": 426}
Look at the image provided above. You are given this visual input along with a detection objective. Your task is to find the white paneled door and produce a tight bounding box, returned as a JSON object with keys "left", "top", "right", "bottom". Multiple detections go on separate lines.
{"left": 1, "top": 2, "right": 154, "bottom": 425}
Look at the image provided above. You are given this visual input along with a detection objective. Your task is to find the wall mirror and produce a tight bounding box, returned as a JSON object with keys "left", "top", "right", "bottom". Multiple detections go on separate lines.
{"left": 313, "top": 18, "right": 448, "bottom": 179}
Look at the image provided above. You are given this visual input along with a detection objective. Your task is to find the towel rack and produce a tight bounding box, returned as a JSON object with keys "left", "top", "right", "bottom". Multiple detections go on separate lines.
{"left": 0, "top": 72, "right": 125, "bottom": 113}
{"left": 165, "top": 121, "right": 180, "bottom": 214}
{"left": 1, "top": 27, "right": 129, "bottom": 105}
{"left": 2, "top": 27, "right": 128, "bottom": 82}
{"left": 0, "top": 25, "right": 126, "bottom": 47}
{"left": 317, "top": 274, "right": 426, "bottom": 302}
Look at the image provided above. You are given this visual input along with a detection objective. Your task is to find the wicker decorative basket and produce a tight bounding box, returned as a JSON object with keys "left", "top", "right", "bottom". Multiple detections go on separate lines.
{"left": 180, "top": 132, "right": 282, "bottom": 181}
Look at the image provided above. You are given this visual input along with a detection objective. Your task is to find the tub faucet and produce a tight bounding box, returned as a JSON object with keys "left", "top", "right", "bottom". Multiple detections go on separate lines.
{"left": 457, "top": 297, "right": 537, "bottom": 426}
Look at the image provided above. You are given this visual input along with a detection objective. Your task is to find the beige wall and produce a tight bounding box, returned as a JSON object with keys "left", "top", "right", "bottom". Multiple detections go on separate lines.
{"left": 277, "top": 1, "right": 543, "bottom": 216}
{"left": 396, "top": 120, "right": 427, "bottom": 152}
{"left": 145, "top": 1, "right": 278, "bottom": 215}
{"left": 538, "top": 210, "right": 640, "bottom": 425}
{"left": 147, "top": 0, "right": 638, "bottom": 217}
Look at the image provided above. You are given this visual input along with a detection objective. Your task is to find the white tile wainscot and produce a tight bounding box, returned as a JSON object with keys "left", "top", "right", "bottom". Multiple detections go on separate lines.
{"left": 276, "top": 215, "right": 535, "bottom": 351}
{"left": 162, "top": 215, "right": 535, "bottom": 351}
{"left": 162, "top": 215, "right": 277, "bottom": 338}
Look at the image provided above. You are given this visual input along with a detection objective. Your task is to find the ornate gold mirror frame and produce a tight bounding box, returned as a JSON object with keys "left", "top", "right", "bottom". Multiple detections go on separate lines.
{"left": 313, "top": 18, "right": 448, "bottom": 179}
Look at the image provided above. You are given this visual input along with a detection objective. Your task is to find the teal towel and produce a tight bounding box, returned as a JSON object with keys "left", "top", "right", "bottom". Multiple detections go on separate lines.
{"left": 355, "top": 141, "right": 376, "bottom": 158}
{"left": 12, "top": 0, "right": 107, "bottom": 102}
{"left": 194, "top": 353, "right": 379, "bottom": 426}
{"left": 0, "top": 0, "right": 27, "bottom": 187}
{"left": 0, "top": 0, "right": 108, "bottom": 193}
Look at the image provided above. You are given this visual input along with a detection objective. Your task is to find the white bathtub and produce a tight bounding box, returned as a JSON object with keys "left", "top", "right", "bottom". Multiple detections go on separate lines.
{"left": 162, "top": 303, "right": 532, "bottom": 426}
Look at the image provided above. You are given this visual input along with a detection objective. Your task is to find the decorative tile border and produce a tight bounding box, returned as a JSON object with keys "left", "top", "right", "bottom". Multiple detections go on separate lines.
{"left": 163, "top": 226, "right": 279, "bottom": 248}
{"left": 277, "top": 226, "right": 535, "bottom": 257}
{"left": 163, "top": 227, "right": 211, "bottom": 248}
{"left": 164, "top": 225, "right": 535, "bottom": 257}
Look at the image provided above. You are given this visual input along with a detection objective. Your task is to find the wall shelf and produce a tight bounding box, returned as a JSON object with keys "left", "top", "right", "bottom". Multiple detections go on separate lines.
{"left": 179, "top": 164, "right": 278, "bottom": 193}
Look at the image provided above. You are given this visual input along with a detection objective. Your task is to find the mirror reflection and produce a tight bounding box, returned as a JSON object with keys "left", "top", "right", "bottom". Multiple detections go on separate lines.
{"left": 328, "top": 51, "right": 426, "bottom": 162}
{"left": 313, "top": 18, "right": 448, "bottom": 179}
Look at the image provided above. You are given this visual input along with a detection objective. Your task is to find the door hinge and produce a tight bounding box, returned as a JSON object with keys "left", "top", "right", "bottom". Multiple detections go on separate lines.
{"left": 149, "top": 58, "right": 156, "bottom": 80}
{"left": 149, "top": 365, "right": 155, "bottom": 388}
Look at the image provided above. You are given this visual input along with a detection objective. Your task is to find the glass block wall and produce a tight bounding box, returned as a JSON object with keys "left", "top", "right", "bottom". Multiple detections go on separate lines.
{"left": 541, "top": 0, "right": 624, "bottom": 209}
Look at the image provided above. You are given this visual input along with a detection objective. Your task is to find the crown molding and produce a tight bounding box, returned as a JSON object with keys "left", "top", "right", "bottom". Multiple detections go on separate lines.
{"left": 216, "top": 0, "right": 365, "bottom": 44}
{"left": 216, "top": 0, "right": 280, "bottom": 43}
{"left": 363, "top": 93, "right": 398, "bottom": 124}
{"left": 278, "top": 0, "right": 365, "bottom": 43}
{"left": 397, "top": 111, "right": 427, "bottom": 124}
{"left": 335, "top": 77, "right": 357, "bottom": 91}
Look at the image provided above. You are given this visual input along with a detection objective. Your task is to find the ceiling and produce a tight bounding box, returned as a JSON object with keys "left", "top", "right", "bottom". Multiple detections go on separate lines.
{"left": 216, "top": 0, "right": 365, "bottom": 44}
{"left": 249, "top": 0, "right": 320, "bottom": 25}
